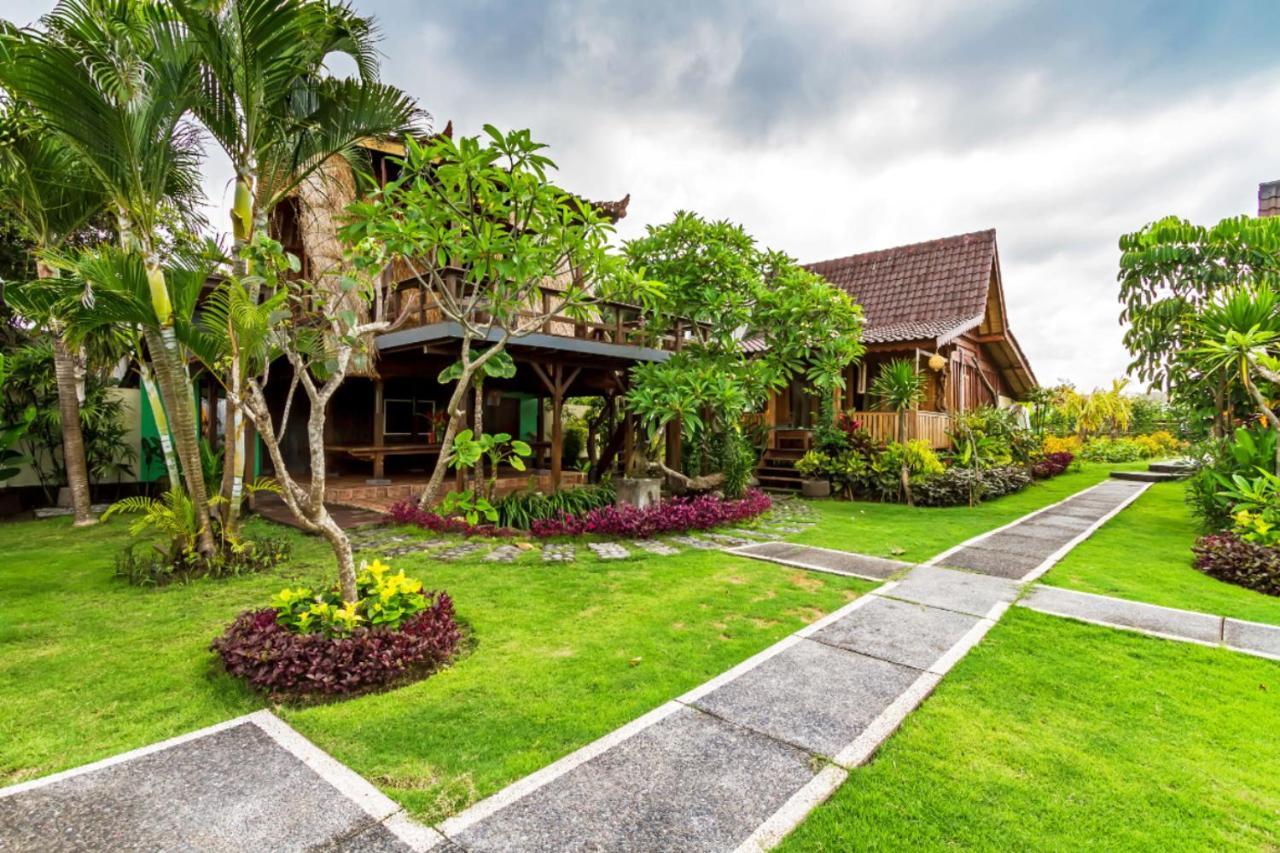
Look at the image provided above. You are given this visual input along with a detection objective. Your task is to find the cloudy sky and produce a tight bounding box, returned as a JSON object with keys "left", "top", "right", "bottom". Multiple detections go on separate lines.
{"left": 5, "top": 0, "right": 1280, "bottom": 389}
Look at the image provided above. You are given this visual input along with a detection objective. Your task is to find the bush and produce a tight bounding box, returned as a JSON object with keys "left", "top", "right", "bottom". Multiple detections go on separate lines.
{"left": 913, "top": 467, "right": 983, "bottom": 507}
{"left": 1081, "top": 436, "right": 1147, "bottom": 462}
{"left": 114, "top": 536, "right": 291, "bottom": 586}
{"left": 1185, "top": 428, "right": 1276, "bottom": 530}
{"left": 493, "top": 484, "right": 616, "bottom": 530}
{"left": 1032, "top": 451, "right": 1075, "bottom": 479}
{"left": 562, "top": 417, "right": 588, "bottom": 467}
{"left": 385, "top": 501, "right": 486, "bottom": 535}
{"left": 711, "top": 428, "right": 758, "bottom": 499}
{"left": 530, "top": 489, "right": 772, "bottom": 538}
{"left": 1043, "top": 434, "right": 1082, "bottom": 456}
{"left": 883, "top": 439, "right": 945, "bottom": 476}
{"left": 1133, "top": 430, "right": 1183, "bottom": 458}
{"left": 1192, "top": 532, "right": 1280, "bottom": 597}
{"left": 271, "top": 560, "right": 432, "bottom": 636}
{"left": 981, "top": 464, "right": 1033, "bottom": 498}
{"left": 794, "top": 450, "right": 828, "bottom": 479}
{"left": 212, "top": 598, "right": 460, "bottom": 699}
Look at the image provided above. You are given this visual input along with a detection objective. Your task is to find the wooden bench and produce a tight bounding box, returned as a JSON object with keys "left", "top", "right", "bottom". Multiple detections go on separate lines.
{"left": 326, "top": 443, "right": 443, "bottom": 479}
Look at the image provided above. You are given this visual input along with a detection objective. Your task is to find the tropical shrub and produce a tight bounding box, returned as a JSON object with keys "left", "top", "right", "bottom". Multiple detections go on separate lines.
{"left": 1080, "top": 436, "right": 1146, "bottom": 462}
{"left": 1215, "top": 470, "right": 1280, "bottom": 547}
{"left": 883, "top": 440, "right": 945, "bottom": 476}
{"left": 494, "top": 483, "right": 616, "bottom": 530}
{"left": 981, "top": 464, "right": 1034, "bottom": 498}
{"left": 1043, "top": 434, "right": 1082, "bottom": 456}
{"left": 530, "top": 489, "right": 771, "bottom": 538}
{"left": 794, "top": 450, "right": 829, "bottom": 479}
{"left": 1192, "top": 532, "right": 1280, "bottom": 597}
{"left": 1132, "top": 429, "right": 1183, "bottom": 457}
{"left": 1032, "top": 451, "right": 1075, "bottom": 479}
{"left": 115, "top": 535, "right": 291, "bottom": 586}
{"left": 913, "top": 467, "right": 984, "bottom": 507}
{"left": 1186, "top": 427, "right": 1278, "bottom": 530}
{"left": 271, "top": 560, "right": 431, "bottom": 637}
{"left": 438, "top": 489, "right": 498, "bottom": 526}
{"left": 385, "top": 501, "right": 489, "bottom": 535}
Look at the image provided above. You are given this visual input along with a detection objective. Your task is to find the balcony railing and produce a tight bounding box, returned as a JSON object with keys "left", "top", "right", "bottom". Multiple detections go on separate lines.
{"left": 853, "top": 410, "right": 952, "bottom": 449}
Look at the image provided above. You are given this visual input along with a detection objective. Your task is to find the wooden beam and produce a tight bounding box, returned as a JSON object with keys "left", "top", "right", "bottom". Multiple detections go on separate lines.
{"left": 372, "top": 379, "right": 385, "bottom": 479}
{"left": 550, "top": 364, "right": 564, "bottom": 491}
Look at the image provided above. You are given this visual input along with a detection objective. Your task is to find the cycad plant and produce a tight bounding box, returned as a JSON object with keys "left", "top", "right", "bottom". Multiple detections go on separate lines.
{"left": 870, "top": 358, "right": 925, "bottom": 505}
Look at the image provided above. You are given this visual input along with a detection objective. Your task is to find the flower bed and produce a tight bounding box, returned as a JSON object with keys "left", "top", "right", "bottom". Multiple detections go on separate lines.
{"left": 1192, "top": 532, "right": 1280, "bottom": 597}
{"left": 1031, "top": 451, "right": 1075, "bottom": 479}
{"left": 530, "top": 489, "right": 773, "bottom": 539}
{"left": 212, "top": 560, "right": 460, "bottom": 698}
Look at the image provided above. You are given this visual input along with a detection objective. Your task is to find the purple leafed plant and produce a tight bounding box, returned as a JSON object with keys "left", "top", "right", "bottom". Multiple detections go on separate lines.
{"left": 211, "top": 592, "right": 461, "bottom": 699}
{"left": 1031, "top": 451, "right": 1074, "bottom": 479}
{"left": 529, "top": 489, "right": 773, "bottom": 539}
{"left": 1192, "top": 531, "right": 1280, "bottom": 597}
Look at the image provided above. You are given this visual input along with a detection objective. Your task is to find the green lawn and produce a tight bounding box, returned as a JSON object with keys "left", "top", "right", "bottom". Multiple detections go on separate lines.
{"left": 782, "top": 607, "right": 1280, "bottom": 851}
{"left": 1044, "top": 480, "right": 1280, "bottom": 625}
{"left": 0, "top": 513, "right": 868, "bottom": 821}
{"left": 792, "top": 462, "right": 1146, "bottom": 561}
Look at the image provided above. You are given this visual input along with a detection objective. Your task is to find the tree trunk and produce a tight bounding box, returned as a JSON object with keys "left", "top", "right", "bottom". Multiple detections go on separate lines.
{"left": 143, "top": 326, "right": 216, "bottom": 555}
{"left": 473, "top": 375, "right": 484, "bottom": 495}
{"left": 51, "top": 332, "right": 95, "bottom": 526}
{"left": 898, "top": 408, "right": 913, "bottom": 506}
{"left": 138, "top": 360, "right": 181, "bottom": 488}
{"left": 419, "top": 367, "right": 476, "bottom": 509}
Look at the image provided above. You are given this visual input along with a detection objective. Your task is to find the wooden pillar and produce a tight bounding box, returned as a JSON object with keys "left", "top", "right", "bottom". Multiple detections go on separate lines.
{"left": 536, "top": 395, "right": 545, "bottom": 468}
{"left": 664, "top": 417, "right": 682, "bottom": 470}
{"left": 372, "top": 378, "right": 385, "bottom": 479}
{"left": 623, "top": 411, "right": 635, "bottom": 475}
{"left": 550, "top": 364, "right": 564, "bottom": 491}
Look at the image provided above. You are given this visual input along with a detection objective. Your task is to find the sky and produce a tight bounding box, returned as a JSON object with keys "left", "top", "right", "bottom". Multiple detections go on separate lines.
{"left": 4, "top": 0, "right": 1280, "bottom": 390}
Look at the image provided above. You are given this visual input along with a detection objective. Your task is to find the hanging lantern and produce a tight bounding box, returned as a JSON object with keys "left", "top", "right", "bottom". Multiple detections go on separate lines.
{"left": 928, "top": 353, "right": 947, "bottom": 372}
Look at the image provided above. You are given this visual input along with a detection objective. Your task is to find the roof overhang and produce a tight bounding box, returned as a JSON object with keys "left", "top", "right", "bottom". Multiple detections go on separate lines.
{"left": 375, "top": 322, "right": 671, "bottom": 367}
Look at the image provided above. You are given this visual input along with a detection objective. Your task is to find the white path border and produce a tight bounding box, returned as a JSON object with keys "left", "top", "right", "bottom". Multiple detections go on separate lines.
{"left": 724, "top": 542, "right": 910, "bottom": 582}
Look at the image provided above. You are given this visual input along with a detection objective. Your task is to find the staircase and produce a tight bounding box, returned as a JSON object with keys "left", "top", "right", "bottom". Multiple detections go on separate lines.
{"left": 1110, "top": 459, "right": 1194, "bottom": 483}
{"left": 755, "top": 431, "right": 812, "bottom": 492}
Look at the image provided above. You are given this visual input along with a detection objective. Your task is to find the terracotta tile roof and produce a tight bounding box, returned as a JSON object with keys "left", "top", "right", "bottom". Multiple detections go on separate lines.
{"left": 805, "top": 229, "right": 996, "bottom": 344}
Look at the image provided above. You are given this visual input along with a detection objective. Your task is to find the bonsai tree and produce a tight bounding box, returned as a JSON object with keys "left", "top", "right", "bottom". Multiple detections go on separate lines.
{"left": 342, "top": 126, "right": 654, "bottom": 509}
{"left": 623, "top": 212, "right": 863, "bottom": 496}
{"left": 870, "top": 358, "right": 924, "bottom": 506}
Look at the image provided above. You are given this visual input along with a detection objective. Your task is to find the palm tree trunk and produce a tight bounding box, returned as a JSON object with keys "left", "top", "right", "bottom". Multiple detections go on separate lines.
{"left": 143, "top": 326, "right": 216, "bottom": 555}
{"left": 51, "top": 332, "right": 95, "bottom": 526}
{"left": 898, "top": 408, "right": 913, "bottom": 507}
{"left": 138, "top": 359, "right": 181, "bottom": 488}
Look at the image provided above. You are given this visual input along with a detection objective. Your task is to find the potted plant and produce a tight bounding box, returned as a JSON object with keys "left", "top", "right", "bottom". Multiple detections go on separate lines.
{"left": 794, "top": 450, "right": 832, "bottom": 498}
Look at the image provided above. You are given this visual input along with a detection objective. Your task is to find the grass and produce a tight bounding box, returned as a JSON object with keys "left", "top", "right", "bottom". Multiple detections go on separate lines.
{"left": 1044, "top": 480, "right": 1280, "bottom": 625}
{"left": 792, "top": 461, "right": 1146, "bottom": 561}
{"left": 781, "top": 608, "right": 1280, "bottom": 851}
{"left": 0, "top": 512, "right": 868, "bottom": 821}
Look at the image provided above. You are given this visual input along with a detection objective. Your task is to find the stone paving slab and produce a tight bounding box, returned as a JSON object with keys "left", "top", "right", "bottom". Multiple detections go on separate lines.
{"left": 1019, "top": 585, "right": 1224, "bottom": 645}
{"left": 882, "top": 564, "right": 1019, "bottom": 617}
{"left": 971, "top": 530, "right": 1074, "bottom": 557}
{"left": 0, "top": 715, "right": 425, "bottom": 853}
{"left": 691, "top": 639, "right": 921, "bottom": 757}
{"left": 730, "top": 542, "right": 909, "bottom": 580}
{"left": 811, "top": 595, "right": 983, "bottom": 671}
{"left": 450, "top": 705, "right": 817, "bottom": 853}
{"left": 935, "top": 545, "right": 1047, "bottom": 579}
{"left": 631, "top": 539, "right": 680, "bottom": 556}
{"left": 1223, "top": 618, "right": 1280, "bottom": 660}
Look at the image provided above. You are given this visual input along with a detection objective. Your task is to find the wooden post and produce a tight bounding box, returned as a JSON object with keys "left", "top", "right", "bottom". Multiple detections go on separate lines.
{"left": 372, "top": 379, "right": 385, "bottom": 480}
{"left": 536, "top": 395, "right": 545, "bottom": 468}
{"left": 550, "top": 365, "right": 563, "bottom": 491}
{"left": 665, "top": 417, "right": 682, "bottom": 470}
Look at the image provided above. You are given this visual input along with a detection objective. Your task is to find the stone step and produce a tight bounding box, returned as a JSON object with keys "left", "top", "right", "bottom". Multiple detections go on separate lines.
{"left": 1148, "top": 460, "right": 1194, "bottom": 474}
{"left": 1110, "top": 470, "right": 1185, "bottom": 482}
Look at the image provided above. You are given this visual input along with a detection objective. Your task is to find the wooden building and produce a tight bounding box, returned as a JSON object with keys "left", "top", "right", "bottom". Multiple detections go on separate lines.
{"left": 757, "top": 229, "right": 1036, "bottom": 484}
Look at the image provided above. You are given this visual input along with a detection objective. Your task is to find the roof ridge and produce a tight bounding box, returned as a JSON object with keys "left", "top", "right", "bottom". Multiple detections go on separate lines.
{"left": 804, "top": 228, "right": 995, "bottom": 270}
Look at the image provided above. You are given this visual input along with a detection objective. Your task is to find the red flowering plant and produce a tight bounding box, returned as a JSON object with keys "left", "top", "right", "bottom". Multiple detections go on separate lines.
{"left": 530, "top": 489, "right": 772, "bottom": 538}
{"left": 212, "top": 559, "right": 461, "bottom": 698}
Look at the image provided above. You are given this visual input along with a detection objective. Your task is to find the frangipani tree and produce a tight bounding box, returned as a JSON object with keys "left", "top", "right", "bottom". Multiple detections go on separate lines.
{"left": 342, "top": 126, "right": 655, "bottom": 510}
{"left": 623, "top": 212, "right": 863, "bottom": 494}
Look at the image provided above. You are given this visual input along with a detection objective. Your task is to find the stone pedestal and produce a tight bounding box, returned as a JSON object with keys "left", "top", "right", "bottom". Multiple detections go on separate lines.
{"left": 616, "top": 477, "right": 661, "bottom": 509}
{"left": 801, "top": 479, "right": 831, "bottom": 499}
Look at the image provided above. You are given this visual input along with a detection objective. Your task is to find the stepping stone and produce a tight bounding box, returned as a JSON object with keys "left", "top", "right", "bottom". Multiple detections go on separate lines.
{"left": 703, "top": 532, "right": 755, "bottom": 547}
{"left": 811, "top": 596, "right": 983, "bottom": 671}
{"left": 486, "top": 545, "right": 523, "bottom": 563}
{"left": 1019, "top": 586, "right": 1223, "bottom": 644}
{"left": 436, "top": 542, "right": 487, "bottom": 561}
{"left": 1019, "top": 514, "right": 1092, "bottom": 534}
{"left": 632, "top": 540, "right": 680, "bottom": 556}
{"left": 725, "top": 528, "right": 781, "bottom": 541}
{"left": 1223, "top": 618, "right": 1280, "bottom": 660}
{"left": 541, "top": 544, "right": 576, "bottom": 563}
{"left": 884, "top": 565, "right": 1018, "bottom": 618}
{"left": 968, "top": 531, "right": 1064, "bottom": 558}
{"left": 670, "top": 535, "right": 720, "bottom": 550}
{"left": 990, "top": 524, "right": 1078, "bottom": 546}
{"left": 934, "top": 545, "right": 1045, "bottom": 579}
{"left": 449, "top": 706, "right": 817, "bottom": 853}
{"left": 690, "top": 639, "right": 921, "bottom": 758}
{"left": 588, "top": 542, "right": 631, "bottom": 560}
{"left": 731, "top": 543, "right": 907, "bottom": 581}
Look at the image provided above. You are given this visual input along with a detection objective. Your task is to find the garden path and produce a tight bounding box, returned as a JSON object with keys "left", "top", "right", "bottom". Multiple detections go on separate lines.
{"left": 20, "top": 478, "right": 1270, "bottom": 852}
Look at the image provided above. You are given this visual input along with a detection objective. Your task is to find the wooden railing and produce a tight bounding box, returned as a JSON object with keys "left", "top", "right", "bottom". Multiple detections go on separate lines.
{"left": 386, "top": 277, "right": 699, "bottom": 353}
{"left": 852, "top": 410, "right": 952, "bottom": 449}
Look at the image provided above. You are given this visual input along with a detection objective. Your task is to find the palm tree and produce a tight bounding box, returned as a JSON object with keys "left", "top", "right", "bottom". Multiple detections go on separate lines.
{"left": 0, "top": 106, "right": 108, "bottom": 525}
{"left": 1193, "top": 284, "right": 1280, "bottom": 472}
{"left": 175, "top": 0, "right": 418, "bottom": 524}
{"left": 0, "top": 1, "right": 216, "bottom": 552}
{"left": 871, "top": 358, "right": 925, "bottom": 506}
